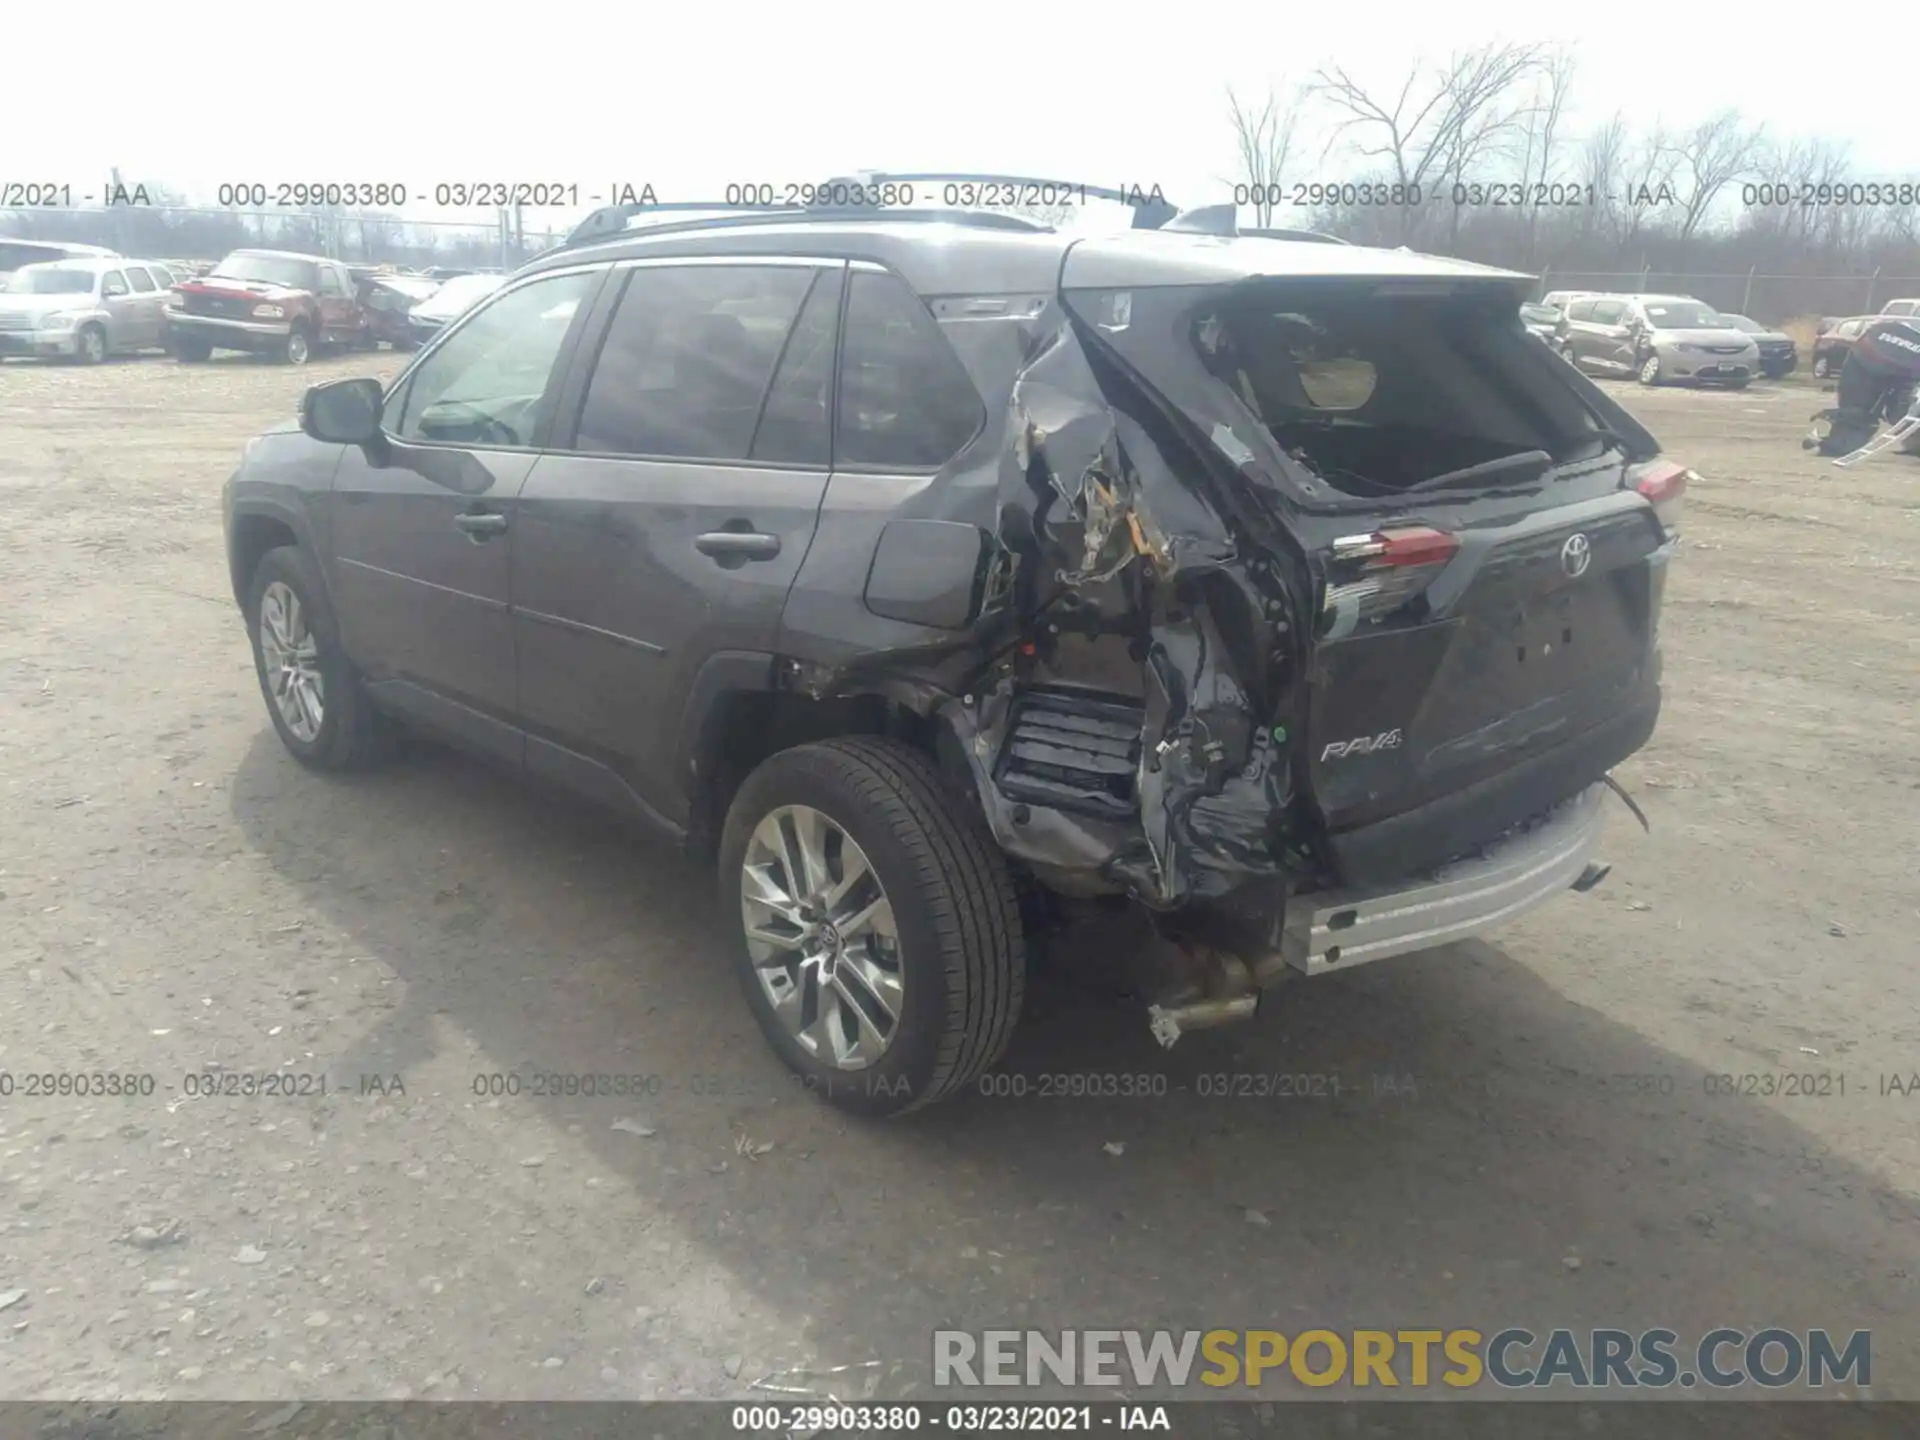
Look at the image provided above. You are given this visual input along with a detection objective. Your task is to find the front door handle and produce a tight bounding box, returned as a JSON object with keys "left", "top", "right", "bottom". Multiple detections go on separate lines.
{"left": 454, "top": 511, "right": 509, "bottom": 541}
{"left": 695, "top": 530, "right": 781, "bottom": 561}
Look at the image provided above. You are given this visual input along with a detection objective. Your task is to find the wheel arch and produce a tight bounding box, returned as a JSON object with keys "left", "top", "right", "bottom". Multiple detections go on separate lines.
{"left": 675, "top": 653, "right": 942, "bottom": 857}
{"left": 228, "top": 501, "right": 325, "bottom": 614}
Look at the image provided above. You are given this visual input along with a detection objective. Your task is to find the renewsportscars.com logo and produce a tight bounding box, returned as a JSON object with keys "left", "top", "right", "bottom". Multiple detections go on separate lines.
{"left": 934, "top": 1328, "right": 1871, "bottom": 1391}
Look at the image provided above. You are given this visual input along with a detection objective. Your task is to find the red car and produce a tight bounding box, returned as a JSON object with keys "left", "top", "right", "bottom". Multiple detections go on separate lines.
{"left": 164, "top": 249, "right": 371, "bottom": 364}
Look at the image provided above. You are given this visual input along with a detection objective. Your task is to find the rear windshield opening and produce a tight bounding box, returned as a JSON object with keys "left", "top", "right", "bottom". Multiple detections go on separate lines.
{"left": 1193, "top": 285, "right": 1609, "bottom": 497}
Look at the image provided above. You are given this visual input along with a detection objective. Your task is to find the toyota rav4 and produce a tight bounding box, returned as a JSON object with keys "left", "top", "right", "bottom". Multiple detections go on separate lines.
{"left": 220, "top": 180, "right": 1682, "bottom": 1114}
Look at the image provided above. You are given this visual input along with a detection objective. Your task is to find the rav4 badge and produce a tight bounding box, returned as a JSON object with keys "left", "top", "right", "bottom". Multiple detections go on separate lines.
{"left": 1321, "top": 729, "right": 1404, "bottom": 761}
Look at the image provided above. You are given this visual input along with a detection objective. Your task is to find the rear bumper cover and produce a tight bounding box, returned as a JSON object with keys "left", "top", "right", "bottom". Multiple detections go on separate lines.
{"left": 1327, "top": 688, "right": 1658, "bottom": 889}
{"left": 1283, "top": 782, "right": 1608, "bottom": 976}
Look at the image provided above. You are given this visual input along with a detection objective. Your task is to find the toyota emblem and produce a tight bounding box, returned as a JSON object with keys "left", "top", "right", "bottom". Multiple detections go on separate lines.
{"left": 1561, "top": 533, "right": 1592, "bottom": 578}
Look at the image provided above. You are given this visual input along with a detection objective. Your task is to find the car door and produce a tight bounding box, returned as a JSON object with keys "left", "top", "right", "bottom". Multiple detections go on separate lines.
{"left": 97, "top": 268, "right": 137, "bottom": 349}
{"left": 315, "top": 263, "right": 353, "bottom": 344}
{"left": 510, "top": 257, "right": 842, "bottom": 826}
{"left": 1584, "top": 299, "right": 1634, "bottom": 371}
{"left": 328, "top": 265, "right": 605, "bottom": 767}
{"left": 123, "top": 265, "right": 166, "bottom": 347}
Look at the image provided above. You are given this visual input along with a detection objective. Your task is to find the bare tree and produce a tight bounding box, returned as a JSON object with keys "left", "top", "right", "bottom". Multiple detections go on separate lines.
{"left": 1311, "top": 42, "right": 1546, "bottom": 243}
{"left": 1575, "top": 111, "right": 1629, "bottom": 251}
{"left": 1514, "top": 50, "right": 1577, "bottom": 263}
{"left": 1662, "top": 110, "right": 1766, "bottom": 260}
{"left": 1226, "top": 83, "right": 1308, "bottom": 226}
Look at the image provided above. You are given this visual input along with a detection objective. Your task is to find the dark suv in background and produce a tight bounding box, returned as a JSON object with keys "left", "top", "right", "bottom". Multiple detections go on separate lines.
{"left": 221, "top": 181, "right": 1683, "bottom": 1113}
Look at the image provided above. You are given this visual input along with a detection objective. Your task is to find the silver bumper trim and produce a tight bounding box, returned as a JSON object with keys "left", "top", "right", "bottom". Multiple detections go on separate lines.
{"left": 1282, "top": 784, "right": 1608, "bottom": 976}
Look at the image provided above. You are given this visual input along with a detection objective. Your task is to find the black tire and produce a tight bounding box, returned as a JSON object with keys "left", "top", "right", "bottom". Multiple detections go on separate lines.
{"left": 76, "top": 324, "right": 108, "bottom": 365}
{"left": 244, "top": 545, "right": 393, "bottom": 771}
{"left": 718, "top": 737, "right": 1025, "bottom": 1116}
{"left": 281, "top": 323, "right": 313, "bottom": 366}
{"left": 172, "top": 336, "right": 212, "bottom": 363}
{"left": 1637, "top": 352, "right": 1663, "bottom": 386}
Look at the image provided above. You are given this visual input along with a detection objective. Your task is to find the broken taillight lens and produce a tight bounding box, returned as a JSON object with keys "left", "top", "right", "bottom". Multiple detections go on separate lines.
{"left": 1631, "top": 460, "right": 1690, "bottom": 534}
{"left": 1321, "top": 525, "right": 1461, "bottom": 636}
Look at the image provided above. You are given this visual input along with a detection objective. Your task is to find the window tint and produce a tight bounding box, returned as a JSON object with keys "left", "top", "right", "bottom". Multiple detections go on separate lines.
{"left": 1565, "top": 299, "right": 1595, "bottom": 321}
{"left": 126, "top": 266, "right": 158, "bottom": 293}
{"left": 573, "top": 265, "right": 815, "bottom": 460}
{"left": 1590, "top": 300, "right": 1624, "bottom": 324}
{"left": 101, "top": 270, "right": 129, "bottom": 297}
{"left": 390, "top": 270, "right": 595, "bottom": 448}
{"left": 836, "top": 271, "right": 982, "bottom": 469}
{"left": 751, "top": 268, "right": 842, "bottom": 466}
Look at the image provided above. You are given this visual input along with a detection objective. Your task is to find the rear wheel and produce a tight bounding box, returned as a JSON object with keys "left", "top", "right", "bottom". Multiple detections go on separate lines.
{"left": 172, "top": 335, "right": 212, "bottom": 362}
{"left": 718, "top": 737, "right": 1025, "bottom": 1116}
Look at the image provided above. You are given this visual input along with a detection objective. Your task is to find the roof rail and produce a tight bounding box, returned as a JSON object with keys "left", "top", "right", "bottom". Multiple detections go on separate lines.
{"left": 554, "top": 170, "right": 1184, "bottom": 253}
{"left": 1241, "top": 227, "right": 1351, "bottom": 246}
{"left": 555, "top": 202, "right": 1050, "bottom": 253}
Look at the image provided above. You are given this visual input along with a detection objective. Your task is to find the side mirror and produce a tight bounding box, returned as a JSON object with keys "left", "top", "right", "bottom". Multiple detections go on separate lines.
{"left": 301, "top": 377, "right": 384, "bottom": 446}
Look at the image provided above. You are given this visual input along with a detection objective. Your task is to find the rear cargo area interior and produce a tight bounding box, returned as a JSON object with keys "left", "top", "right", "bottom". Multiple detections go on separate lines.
{"left": 1199, "top": 286, "right": 1608, "bottom": 495}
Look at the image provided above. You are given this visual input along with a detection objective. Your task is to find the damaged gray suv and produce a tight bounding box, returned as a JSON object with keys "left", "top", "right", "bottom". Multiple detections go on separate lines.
{"left": 222, "top": 178, "right": 1685, "bottom": 1114}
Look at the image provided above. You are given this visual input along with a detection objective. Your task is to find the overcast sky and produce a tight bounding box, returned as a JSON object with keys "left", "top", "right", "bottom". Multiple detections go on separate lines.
{"left": 9, "top": 0, "right": 1908, "bottom": 230}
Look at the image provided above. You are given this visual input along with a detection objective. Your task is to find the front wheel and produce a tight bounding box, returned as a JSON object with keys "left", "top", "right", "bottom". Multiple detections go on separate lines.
{"left": 172, "top": 335, "right": 212, "bottom": 362}
{"left": 245, "top": 546, "right": 393, "bottom": 770}
{"left": 1638, "top": 353, "right": 1663, "bottom": 386}
{"left": 76, "top": 324, "right": 108, "bottom": 365}
{"left": 1812, "top": 354, "right": 1832, "bottom": 380}
{"left": 281, "top": 325, "right": 312, "bottom": 365}
{"left": 718, "top": 737, "right": 1025, "bottom": 1116}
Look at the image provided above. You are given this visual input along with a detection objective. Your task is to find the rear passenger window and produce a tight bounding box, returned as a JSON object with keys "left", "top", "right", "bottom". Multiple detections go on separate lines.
{"left": 751, "top": 268, "right": 842, "bottom": 467}
{"left": 127, "top": 266, "right": 157, "bottom": 293}
{"left": 574, "top": 265, "right": 817, "bottom": 461}
{"left": 836, "top": 271, "right": 983, "bottom": 470}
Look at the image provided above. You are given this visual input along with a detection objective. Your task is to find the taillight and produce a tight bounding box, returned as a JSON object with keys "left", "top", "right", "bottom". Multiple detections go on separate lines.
{"left": 1321, "top": 525, "right": 1460, "bottom": 637}
{"left": 1632, "top": 460, "right": 1690, "bottom": 534}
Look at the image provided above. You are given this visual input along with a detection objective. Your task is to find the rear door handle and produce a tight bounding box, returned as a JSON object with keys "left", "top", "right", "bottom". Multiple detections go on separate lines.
{"left": 695, "top": 530, "right": 781, "bottom": 561}
{"left": 454, "top": 511, "right": 509, "bottom": 540}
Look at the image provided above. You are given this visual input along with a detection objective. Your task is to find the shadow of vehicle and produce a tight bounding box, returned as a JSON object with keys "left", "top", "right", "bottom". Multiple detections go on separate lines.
{"left": 227, "top": 732, "right": 1920, "bottom": 1399}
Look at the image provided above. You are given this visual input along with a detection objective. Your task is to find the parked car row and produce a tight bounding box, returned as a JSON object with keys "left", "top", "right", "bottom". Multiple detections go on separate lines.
{"left": 1526, "top": 289, "right": 1797, "bottom": 386}
{"left": 0, "top": 243, "right": 505, "bottom": 365}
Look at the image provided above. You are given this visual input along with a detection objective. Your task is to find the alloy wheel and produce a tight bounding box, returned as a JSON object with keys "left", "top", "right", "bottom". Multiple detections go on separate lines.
{"left": 81, "top": 327, "right": 105, "bottom": 363}
{"left": 740, "top": 804, "right": 903, "bottom": 1069}
{"left": 1639, "top": 355, "right": 1661, "bottom": 384}
{"left": 258, "top": 580, "right": 325, "bottom": 742}
{"left": 286, "top": 330, "right": 310, "bottom": 365}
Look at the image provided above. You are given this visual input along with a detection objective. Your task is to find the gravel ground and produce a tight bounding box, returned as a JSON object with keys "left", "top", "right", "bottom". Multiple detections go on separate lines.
{"left": 0, "top": 352, "right": 1916, "bottom": 1403}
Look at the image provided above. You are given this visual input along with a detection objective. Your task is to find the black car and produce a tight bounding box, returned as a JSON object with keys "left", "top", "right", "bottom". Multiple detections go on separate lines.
{"left": 1717, "top": 313, "right": 1798, "bottom": 379}
{"left": 221, "top": 182, "right": 1681, "bottom": 1113}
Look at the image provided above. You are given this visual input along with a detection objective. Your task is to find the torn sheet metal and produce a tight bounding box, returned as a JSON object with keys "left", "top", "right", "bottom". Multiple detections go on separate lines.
{"left": 793, "top": 297, "right": 1309, "bottom": 910}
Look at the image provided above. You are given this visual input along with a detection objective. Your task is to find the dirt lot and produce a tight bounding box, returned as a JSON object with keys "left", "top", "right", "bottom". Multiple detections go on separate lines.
{"left": 1, "top": 352, "right": 1916, "bottom": 1403}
